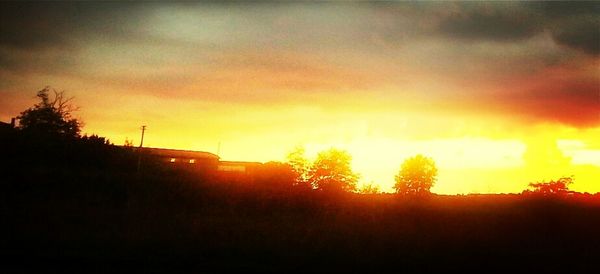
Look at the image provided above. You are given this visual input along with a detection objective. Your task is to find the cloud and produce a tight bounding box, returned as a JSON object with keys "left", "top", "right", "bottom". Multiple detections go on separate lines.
{"left": 530, "top": 2, "right": 600, "bottom": 56}
{"left": 430, "top": 2, "right": 600, "bottom": 55}
{"left": 436, "top": 3, "right": 542, "bottom": 42}
{"left": 487, "top": 62, "right": 600, "bottom": 128}
{"left": 1, "top": 1, "right": 598, "bottom": 130}
{"left": 0, "top": 2, "right": 155, "bottom": 76}
{"left": 550, "top": 16, "right": 600, "bottom": 55}
{"left": 526, "top": 1, "right": 599, "bottom": 18}
{"left": 153, "top": 51, "right": 386, "bottom": 104}
{"left": 0, "top": 3, "right": 72, "bottom": 49}
{"left": 517, "top": 79, "right": 599, "bottom": 127}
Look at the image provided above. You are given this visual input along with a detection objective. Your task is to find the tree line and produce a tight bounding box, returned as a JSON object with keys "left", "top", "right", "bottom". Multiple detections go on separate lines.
{"left": 8, "top": 87, "right": 577, "bottom": 196}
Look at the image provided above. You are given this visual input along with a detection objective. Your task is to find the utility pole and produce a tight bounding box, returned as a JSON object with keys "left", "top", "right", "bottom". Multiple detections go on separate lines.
{"left": 137, "top": 125, "right": 147, "bottom": 173}
{"left": 139, "top": 125, "right": 147, "bottom": 148}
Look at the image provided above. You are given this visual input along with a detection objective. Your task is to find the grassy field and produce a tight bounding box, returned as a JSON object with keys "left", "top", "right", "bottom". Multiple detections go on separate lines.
{"left": 3, "top": 167, "right": 599, "bottom": 272}
{"left": 1, "top": 136, "right": 599, "bottom": 272}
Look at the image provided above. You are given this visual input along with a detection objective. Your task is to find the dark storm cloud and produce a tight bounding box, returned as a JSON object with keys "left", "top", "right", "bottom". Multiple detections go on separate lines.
{"left": 430, "top": 1, "right": 600, "bottom": 55}
{"left": 529, "top": 1, "right": 600, "bottom": 55}
{"left": 0, "top": 2, "right": 156, "bottom": 76}
{"left": 526, "top": 1, "right": 599, "bottom": 17}
{"left": 551, "top": 16, "right": 600, "bottom": 55}
{"left": 0, "top": 3, "right": 70, "bottom": 49}
{"left": 2, "top": 1, "right": 598, "bottom": 51}
{"left": 0, "top": 2, "right": 145, "bottom": 50}
{"left": 436, "top": 3, "right": 541, "bottom": 42}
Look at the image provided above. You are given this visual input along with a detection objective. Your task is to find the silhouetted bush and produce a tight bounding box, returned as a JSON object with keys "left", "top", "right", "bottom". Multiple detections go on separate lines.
{"left": 524, "top": 176, "right": 574, "bottom": 196}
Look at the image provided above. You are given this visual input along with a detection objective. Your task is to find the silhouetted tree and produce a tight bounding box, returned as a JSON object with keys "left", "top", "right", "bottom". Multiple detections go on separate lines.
{"left": 394, "top": 154, "right": 437, "bottom": 195}
{"left": 308, "top": 148, "right": 359, "bottom": 192}
{"left": 286, "top": 146, "right": 311, "bottom": 188}
{"left": 525, "top": 176, "right": 573, "bottom": 195}
{"left": 17, "top": 87, "right": 81, "bottom": 137}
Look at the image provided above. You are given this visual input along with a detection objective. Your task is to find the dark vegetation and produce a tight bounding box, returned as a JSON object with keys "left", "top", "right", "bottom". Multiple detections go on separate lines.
{"left": 524, "top": 176, "right": 575, "bottom": 195}
{"left": 1, "top": 88, "right": 599, "bottom": 272}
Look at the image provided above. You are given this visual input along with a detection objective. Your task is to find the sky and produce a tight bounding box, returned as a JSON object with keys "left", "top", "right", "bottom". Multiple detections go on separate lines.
{"left": 1, "top": 1, "right": 599, "bottom": 194}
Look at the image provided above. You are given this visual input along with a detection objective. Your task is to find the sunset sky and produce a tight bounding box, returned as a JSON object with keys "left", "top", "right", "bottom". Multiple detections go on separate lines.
{"left": 1, "top": 2, "right": 598, "bottom": 194}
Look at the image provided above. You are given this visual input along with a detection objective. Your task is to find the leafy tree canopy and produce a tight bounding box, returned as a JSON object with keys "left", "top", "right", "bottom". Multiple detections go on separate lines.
{"left": 286, "top": 146, "right": 311, "bottom": 187}
{"left": 308, "top": 148, "right": 359, "bottom": 192}
{"left": 394, "top": 154, "right": 438, "bottom": 195}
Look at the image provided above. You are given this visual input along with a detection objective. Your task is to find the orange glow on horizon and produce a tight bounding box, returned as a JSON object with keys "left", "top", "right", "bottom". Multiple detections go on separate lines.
{"left": 77, "top": 116, "right": 600, "bottom": 195}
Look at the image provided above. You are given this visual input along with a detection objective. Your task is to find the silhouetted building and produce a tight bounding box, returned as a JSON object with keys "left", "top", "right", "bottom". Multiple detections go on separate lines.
{"left": 0, "top": 118, "right": 16, "bottom": 135}
{"left": 216, "top": 161, "right": 262, "bottom": 182}
{"left": 217, "top": 161, "right": 262, "bottom": 173}
{"left": 135, "top": 147, "right": 263, "bottom": 178}
{"left": 136, "top": 147, "right": 220, "bottom": 173}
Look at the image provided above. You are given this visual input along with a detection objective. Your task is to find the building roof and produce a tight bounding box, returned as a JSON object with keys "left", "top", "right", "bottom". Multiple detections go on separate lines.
{"left": 0, "top": 121, "right": 14, "bottom": 133}
{"left": 0, "top": 121, "right": 12, "bottom": 128}
{"left": 137, "top": 147, "right": 219, "bottom": 160}
{"left": 218, "top": 161, "right": 262, "bottom": 166}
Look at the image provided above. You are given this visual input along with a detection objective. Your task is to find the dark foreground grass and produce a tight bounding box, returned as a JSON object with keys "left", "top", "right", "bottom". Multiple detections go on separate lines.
{"left": 2, "top": 167, "right": 599, "bottom": 273}
{"left": 1, "top": 135, "right": 598, "bottom": 272}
